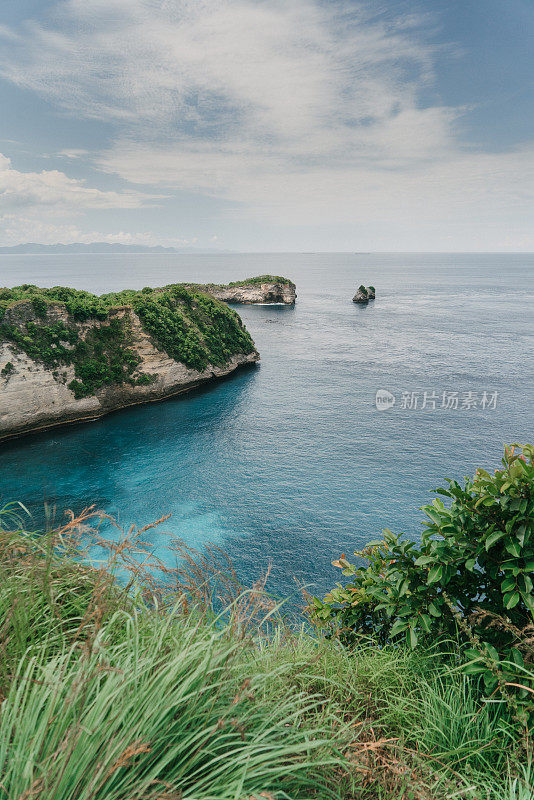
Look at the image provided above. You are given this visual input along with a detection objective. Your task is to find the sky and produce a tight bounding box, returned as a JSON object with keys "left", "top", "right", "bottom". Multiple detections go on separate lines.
{"left": 0, "top": 0, "right": 533, "bottom": 252}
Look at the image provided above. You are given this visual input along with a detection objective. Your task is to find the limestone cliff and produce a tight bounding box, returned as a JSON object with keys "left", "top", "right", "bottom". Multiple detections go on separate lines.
{"left": 190, "top": 276, "right": 296, "bottom": 304}
{"left": 0, "top": 285, "right": 259, "bottom": 441}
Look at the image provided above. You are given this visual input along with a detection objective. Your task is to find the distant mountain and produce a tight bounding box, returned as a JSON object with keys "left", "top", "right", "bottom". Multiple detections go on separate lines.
{"left": 0, "top": 242, "right": 229, "bottom": 255}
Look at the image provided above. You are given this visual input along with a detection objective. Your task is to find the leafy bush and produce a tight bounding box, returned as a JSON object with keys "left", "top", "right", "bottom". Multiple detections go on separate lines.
{"left": 1, "top": 316, "right": 142, "bottom": 398}
{"left": 0, "top": 285, "right": 109, "bottom": 321}
{"left": 1, "top": 320, "right": 80, "bottom": 366}
{"left": 31, "top": 296, "right": 48, "bottom": 318}
{"left": 67, "top": 319, "right": 143, "bottom": 397}
{"left": 311, "top": 444, "right": 534, "bottom": 726}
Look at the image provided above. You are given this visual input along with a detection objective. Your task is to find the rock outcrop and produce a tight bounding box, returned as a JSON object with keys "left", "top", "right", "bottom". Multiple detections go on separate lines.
{"left": 352, "top": 285, "right": 375, "bottom": 303}
{"left": 0, "top": 285, "right": 259, "bottom": 441}
{"left": 195, "top": 276, "right": 296, "bottom": 305}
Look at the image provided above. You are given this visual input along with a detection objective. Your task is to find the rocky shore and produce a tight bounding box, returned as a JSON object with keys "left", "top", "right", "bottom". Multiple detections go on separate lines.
{"left": 0, "top": 283, "right": 262, "bottom": 441}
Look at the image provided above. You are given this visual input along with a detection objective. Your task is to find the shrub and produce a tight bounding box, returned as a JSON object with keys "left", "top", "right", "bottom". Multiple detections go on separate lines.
{"left": 1, "top": 506, "right": 533, "bottom": 798}
{"left": 311, "top": 444, "right": 534, "bottom": 727}
{"left": 0, "top": 361, "right": 14, "bottom": 377}
{"left": 1, "top": 316, "right": 142, "bottom": 398}
{"left": 31, "top": 296, "right": 48, "bottom": 318}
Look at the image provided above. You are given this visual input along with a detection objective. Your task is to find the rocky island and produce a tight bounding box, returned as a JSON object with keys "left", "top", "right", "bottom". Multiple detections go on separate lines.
{"left": 188, "top": 275, "right": 296, "bottom": 304}
{"left": 0, "top": 280, "right": 274, "bottom": 441}
{"left": 352, "top": 285, "right": 375, "bottom": 303}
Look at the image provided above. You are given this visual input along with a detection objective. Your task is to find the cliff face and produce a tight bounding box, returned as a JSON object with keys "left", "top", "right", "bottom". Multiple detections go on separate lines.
{"left": 193, "top": 277, "right": 296, "bottom": 305}
{"left": 0, "top": 286, "right": 258, "bottom": 441}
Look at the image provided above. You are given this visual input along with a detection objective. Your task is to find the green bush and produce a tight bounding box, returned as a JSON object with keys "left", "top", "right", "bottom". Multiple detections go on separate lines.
{"left": 0, "top": 286, "right": 108, "bottom": 323}
{"left": 1, "top": 316, "right": 142, "bottom": 398}
{"left": 311, "top": 444, "right": 534, "bottom": 726}
{"left": 31, "top": 296, "right": 48, "bottom": 318}
{"left": 0, "top": 361, "right": 14, "bottom": 377}
{"left": 103, "top": 284, "right": 256, "bottom": 372}
{"left": 1, "top": 320, "right": 79, "bottom": 366}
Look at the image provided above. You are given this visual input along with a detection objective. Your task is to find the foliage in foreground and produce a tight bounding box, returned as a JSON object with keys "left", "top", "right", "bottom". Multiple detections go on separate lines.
{"left": 312, "top": 443, "right": 534, "bottom": 731}
{"left": 0, "top": 504, "right": 533, "bottom": 799}
{"left": 0, "top": 510, "right": 345, "bottom": 800}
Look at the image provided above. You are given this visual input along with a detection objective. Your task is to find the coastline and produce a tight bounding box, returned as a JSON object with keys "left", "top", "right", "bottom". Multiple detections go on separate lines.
{"left": 0, "top": 281, "right": 267, "bottom": 443}
{"left": 0, "top": 352, "right": 258, "bottom": 444}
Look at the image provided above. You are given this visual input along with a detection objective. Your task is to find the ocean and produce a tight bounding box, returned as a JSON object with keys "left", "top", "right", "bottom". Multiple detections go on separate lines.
{"left": 1, "top": 252, "right": 533, "bottom": 599}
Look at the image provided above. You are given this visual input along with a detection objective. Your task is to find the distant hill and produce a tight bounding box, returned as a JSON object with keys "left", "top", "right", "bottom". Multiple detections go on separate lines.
{"left": 0, "top": 243, "right": 229, "bottom": 255}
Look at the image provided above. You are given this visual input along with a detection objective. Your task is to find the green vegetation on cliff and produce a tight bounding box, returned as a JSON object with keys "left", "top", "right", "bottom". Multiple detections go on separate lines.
{"left": 1, "top": 314, "right": 143, "bottom": 398}
{"left": 0, "top": 284, "right": 256, "bottom": 398}
{"left": 181, "top": 274, "right": 296, "bottom": 290}
{"left": 227, "top": 275, "right": 296, "bottom": 287}
{"left": 0, "top": 285, "right": 109, "bottom": 323}
{"left": 102, "top": 284, "right": 255, "bottom": 369}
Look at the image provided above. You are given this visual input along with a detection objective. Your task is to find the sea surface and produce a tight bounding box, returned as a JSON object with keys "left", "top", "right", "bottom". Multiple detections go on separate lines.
{"left": 0, "top": 253, "right": 533, "bottom": 599}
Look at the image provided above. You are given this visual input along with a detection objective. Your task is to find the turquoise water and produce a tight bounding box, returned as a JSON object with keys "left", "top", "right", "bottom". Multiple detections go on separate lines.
{"left": 1, "top": 253, "right": 533, "bottom": 598}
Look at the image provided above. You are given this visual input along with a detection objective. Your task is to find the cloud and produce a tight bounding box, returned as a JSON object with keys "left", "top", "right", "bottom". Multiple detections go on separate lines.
{"left": 0, "top": 214, "right": 192, "bottom": 247}
{"left": 0, "top": 152, "right": 155, "bottom": 212}
{"left": 58, "top": 149, "right": 89, "bottom": 159}
{"left": 0, "top": 1, "right": 439, "bottom": 136}
{"left": 0, "top": 1, "right": 451, "bottom": 169}
{"left": 0, "top": 151, "right": 168, "bottom": 246}
{"left": 0, "top": 0, "right": 533, "bottom": 249}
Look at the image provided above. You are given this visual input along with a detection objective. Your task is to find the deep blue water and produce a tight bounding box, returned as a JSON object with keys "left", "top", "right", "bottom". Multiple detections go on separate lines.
{"left": 0, "top": 253, "right": 533, "bottom": 599}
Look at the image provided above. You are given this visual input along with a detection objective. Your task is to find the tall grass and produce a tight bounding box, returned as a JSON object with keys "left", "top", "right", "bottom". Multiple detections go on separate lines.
{"left": 0, "top": 505, "right": 532, "bottom": 800}
{"left": 0, "top": 609, "right": 348, "bottom": 799}
{"left": 0, "top": 507, "right": 356, "bottom": 800}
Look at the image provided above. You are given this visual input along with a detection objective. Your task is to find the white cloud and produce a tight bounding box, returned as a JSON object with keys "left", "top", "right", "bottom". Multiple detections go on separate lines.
{"left": 58, "top": 149, "right": 89, "bottom": 159}
{"left": 0, "top": 152, "right": 168, "bottom": 246}
{"left": 0, "top": 152, "right": 155, "bottom": 212}
{"left": 0, "top": 0, "right": 533, "bottom": 249}
{"left": 0, "top": 214, "right": 192, "bottom": 247}
{"left": 0, "top": 0, "right": 438, "bottom": 138}
{"left": 0, "top": 1, "right": 450, "bottom": 167}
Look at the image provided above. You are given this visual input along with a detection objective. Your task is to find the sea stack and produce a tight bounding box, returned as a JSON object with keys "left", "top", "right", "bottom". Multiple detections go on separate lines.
{"left": 352, "top": 285, "right": 375, "bottom": 303}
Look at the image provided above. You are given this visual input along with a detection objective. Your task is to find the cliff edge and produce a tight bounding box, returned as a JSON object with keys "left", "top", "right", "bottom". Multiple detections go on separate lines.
{"left": 0, "top": 284, "right": 259, "bottom": 441}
